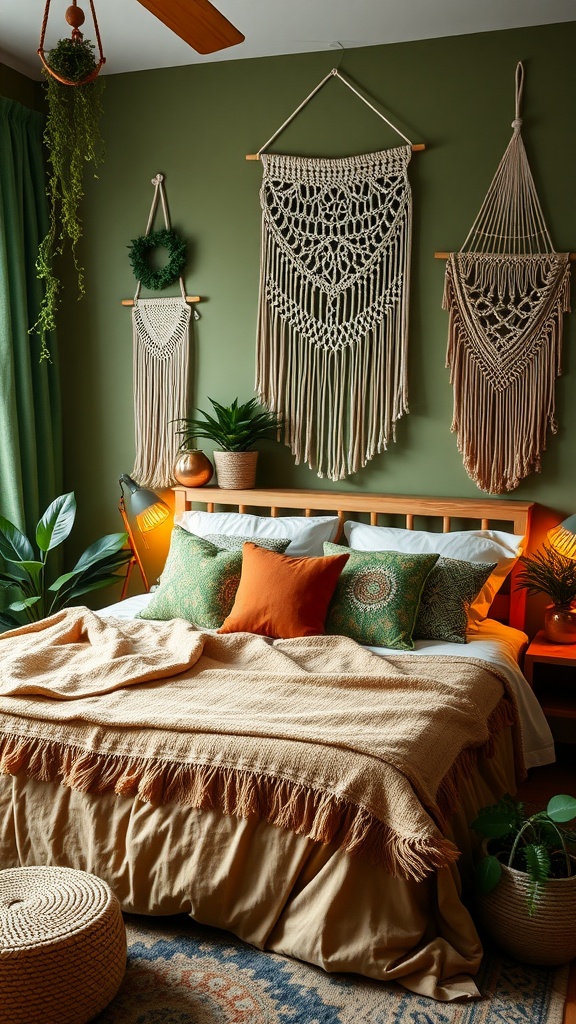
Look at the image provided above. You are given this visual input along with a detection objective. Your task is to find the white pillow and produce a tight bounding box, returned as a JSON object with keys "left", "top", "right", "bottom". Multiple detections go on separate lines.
{"left": 175, "top": 511, "right": 340, "bottom": 557}
{"left": 344, "top": 521, "right": 524, "bottom": 626}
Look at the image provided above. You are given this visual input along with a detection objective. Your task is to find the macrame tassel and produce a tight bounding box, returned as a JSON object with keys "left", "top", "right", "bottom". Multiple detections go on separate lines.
{"left": 445, "top": 253, "right": 570, "bottom": 495}
{"left": 131, "top": 297, "right": 191, "bottom": 489}
{"left": 444, "top": 63, "right": 572, "bottom": 493}
{"left": 256, "top": 147, "right": 412, "bottom": 482}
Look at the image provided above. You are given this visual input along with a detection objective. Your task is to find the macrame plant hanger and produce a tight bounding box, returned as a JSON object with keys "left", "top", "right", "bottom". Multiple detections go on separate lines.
{"left": 442, "top": 63, "right": 571, "bottom": 494}
{"left": 130, "top": 174, "right": 191, "bottom": 490}
{"left": 252, "top": 69, "right": 424, "bottom": 482}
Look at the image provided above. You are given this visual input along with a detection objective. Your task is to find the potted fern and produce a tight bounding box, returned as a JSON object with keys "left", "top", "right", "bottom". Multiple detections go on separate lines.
{"left": 515, "top": 543, "right": 576, "bottom": 643}
{"left": 471, "top": 793, "right": 576, "bottom": 965}
{"left": 175, "top": 397, "right": 281, "bottom": 489}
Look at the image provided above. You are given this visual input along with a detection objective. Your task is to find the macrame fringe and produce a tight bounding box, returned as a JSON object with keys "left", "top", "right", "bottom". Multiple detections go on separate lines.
{"left": 131, "top": 298, "right": 191, "bottom": 489}
{"left": 0, "top": 695, "right": 519, "bottom": 881}
{"left": 256, "top": 148, "right": 412, "bottom": 482}
{"left": 444, "top": 255, "right": 570, "bottom": 494}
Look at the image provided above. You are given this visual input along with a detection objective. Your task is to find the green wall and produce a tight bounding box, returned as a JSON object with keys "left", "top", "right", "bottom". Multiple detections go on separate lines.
{"left": 0, "top": 64, "right": 42, "bottom": 110}
{"left": 33, "top": 22, "right": 576, "bottom": 578}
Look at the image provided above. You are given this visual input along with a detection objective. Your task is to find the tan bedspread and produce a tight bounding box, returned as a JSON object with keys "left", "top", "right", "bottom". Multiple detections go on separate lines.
{"left": 0, "top": 607, "right": 523, "bottom": 882}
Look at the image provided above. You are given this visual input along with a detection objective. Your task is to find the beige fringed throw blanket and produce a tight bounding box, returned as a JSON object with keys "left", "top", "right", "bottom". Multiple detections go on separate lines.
{"left": 0, "top": 608, "right": 523, "bottom": 881}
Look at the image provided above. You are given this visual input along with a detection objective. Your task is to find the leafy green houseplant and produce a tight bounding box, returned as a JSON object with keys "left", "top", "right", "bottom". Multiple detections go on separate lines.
{"left": 32, "top": 37, "right": 105, "bottom": 360}
{"left": 0, "top": 493, "right": 130, "bottom": 632}
{"left": 175, "top": 398, "right": 281, "bottom": 490}
{"left": 471, "top": 793, "right": 576, "bottom": 965}
{"left": 515, "top": 543, "right": 576, "bottom": 642}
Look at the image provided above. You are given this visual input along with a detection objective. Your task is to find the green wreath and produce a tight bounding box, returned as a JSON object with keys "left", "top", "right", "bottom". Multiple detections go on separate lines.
{"left": 128, "top": 228, "right": 187, "bottom": 290}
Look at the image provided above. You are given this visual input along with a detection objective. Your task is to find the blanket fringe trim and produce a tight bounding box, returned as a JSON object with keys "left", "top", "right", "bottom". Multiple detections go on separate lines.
{"left": 0, "top": 695, "right": 520, "bottom": 881}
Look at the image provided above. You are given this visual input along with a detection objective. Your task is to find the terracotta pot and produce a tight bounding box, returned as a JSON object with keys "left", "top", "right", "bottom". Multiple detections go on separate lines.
{"left": 173, "top": 450, "right": 213, "bottom": 487}
{"left": 475, "top": 843, "right": 576, "bottom": 966}
{"left": 543, "top": 604, "right": 576, "bottom": 644}
{"left": 213, "top": 450, "right": 258, "bottom": 489}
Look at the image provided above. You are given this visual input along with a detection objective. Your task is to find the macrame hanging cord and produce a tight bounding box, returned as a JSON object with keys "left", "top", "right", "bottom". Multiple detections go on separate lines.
{"left": 443, "top": 63, "right": 571, "bottom": 494}
{"left": 256, "top": 145, "right": 413, "bottom": 482}
{"left": 131, "top": 174, "right": 191, "bottom": 490}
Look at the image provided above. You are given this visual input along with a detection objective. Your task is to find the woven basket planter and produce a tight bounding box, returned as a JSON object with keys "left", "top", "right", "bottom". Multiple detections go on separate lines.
{"left": 475, "top": 855, "right": 576, "bottom": 966}
{"left": 214, "top": 450, "right": 258, "bottom": 489}
{"left": 0, "top": 865, "right": 126, "bottom": 1024}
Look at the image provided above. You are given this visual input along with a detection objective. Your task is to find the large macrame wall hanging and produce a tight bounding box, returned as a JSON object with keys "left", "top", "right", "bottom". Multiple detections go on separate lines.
{"left": 252, "top": 69, "right": 424, "bottom": 482}
{"left": 126, "top": 173, "right": 193, "bottom": 490}
{"left": 442, "top": 64, "right": 572, "bottom": 494}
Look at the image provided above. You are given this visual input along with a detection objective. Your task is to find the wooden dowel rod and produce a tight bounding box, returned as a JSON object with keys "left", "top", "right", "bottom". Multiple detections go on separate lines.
{"left": 434, "top": 251, "right": 576, "bottom": 260}
{"left": 246, "top": 143, "right": 425, "bottom": 161}
{"left": 121, "top": 296, "right": 201, "bottom": 306}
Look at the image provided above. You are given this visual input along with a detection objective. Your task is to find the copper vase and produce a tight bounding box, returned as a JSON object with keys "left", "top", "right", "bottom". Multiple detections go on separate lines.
{"left": 543, "top": 604, "right": 576, "bottom": 644}
{"left": 173, "top": 450, "right": 213, "bottom": 487}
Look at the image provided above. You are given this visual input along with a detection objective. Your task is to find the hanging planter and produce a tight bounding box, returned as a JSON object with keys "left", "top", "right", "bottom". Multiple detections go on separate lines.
{"left": 32, "top": 1, "right": 106, "bottom": 359}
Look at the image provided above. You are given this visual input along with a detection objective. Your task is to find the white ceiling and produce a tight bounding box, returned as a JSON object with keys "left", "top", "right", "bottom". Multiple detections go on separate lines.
{"left": 1, "top": 0, "right": 575, "bottom": 81}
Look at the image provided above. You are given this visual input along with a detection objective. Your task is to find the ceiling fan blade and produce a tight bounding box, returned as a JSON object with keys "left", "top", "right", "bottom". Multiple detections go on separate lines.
{"left": 137, "top": 0, "right": 244, "bottom": 55}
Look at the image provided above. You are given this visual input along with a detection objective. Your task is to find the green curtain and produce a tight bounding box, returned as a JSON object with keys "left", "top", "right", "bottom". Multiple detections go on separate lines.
{"left": 0, "top": 96, "right": 62, "bottom": 536}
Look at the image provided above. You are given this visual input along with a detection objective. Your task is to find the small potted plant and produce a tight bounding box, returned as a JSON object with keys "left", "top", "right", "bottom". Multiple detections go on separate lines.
{"left": 175, "top": 397, "right": 281, "bottom": 490}
{"left": 471, "top": 792, "right": 576, "bottom": 965}
{"left": 515, "top": 543, "right": 576, "bottom": 643}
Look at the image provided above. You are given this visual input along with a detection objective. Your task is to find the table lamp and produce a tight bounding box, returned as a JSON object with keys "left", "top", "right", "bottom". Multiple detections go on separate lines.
{"left": 118, "top": 474, "right": 170, "bottom": 597}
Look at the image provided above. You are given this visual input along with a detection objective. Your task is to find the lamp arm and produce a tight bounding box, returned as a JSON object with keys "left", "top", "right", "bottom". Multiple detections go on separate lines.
{"left": 118, "top": 494, "right": 150, "bottom": 597}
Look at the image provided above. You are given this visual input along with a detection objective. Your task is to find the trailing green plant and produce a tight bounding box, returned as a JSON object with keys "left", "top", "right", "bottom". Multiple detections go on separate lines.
{"left": 32, "top": 37, "right": 105, "bottom": 360}
{"left": 175, "top": 397, "right": 282, "bottom": 453}
{"left": 0, "top": 492, "right": 130, "bottom": 631}
{"left": 515, "top": 543, "right": 576, "bottom": 608}
{"left": 472, "top": 793, "right": 576, "bottom": 914}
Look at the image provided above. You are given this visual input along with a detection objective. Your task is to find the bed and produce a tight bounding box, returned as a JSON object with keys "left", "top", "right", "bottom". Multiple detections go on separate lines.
{"left": 0, "top": 488, "right": 554, "bottom": 1001}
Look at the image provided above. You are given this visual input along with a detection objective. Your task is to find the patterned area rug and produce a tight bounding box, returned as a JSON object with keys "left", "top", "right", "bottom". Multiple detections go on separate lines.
{"left": 94, "top": 914, "right": 569, "bottom": 1024}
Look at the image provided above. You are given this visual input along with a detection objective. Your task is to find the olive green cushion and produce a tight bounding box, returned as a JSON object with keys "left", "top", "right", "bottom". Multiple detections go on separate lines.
{"left": 139, "top": 527, "right": 243, "bottom": 629}
{"left": 323, "top": 543, "right": 439, "bottom": 650}
{"left": 414, "top": 557, "right": 497, "bottom": 643}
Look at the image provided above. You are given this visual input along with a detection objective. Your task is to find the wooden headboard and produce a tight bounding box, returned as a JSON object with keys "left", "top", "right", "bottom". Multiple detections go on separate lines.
{"left": 173, "top": 487, "right": 534, "bottom": 631}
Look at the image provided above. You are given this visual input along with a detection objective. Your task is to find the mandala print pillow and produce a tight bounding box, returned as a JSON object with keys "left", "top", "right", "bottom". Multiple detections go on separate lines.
{"left": 414, "top": 557, "right": 497, "bottom": 643}
{"left": 139, "top": 527, "right": 243, "bottom": 629}
{"left": 323, "top": 543, "right": 439, "bottom": 650}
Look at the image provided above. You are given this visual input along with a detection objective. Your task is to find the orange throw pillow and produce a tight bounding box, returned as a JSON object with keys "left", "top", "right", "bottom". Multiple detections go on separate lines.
{"left": 217, "top": 542, "right": 349, "bottom": 639}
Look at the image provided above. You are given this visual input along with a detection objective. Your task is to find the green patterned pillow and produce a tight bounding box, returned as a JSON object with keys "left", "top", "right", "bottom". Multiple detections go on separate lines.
{"left": 204, "top": 533, "right": 290, "bottom": 554}
{"left": 414, "top": 557, "right": 497, "bottom": 644}
{"left": 323, "top": 543, "right": 439, "bottom": 650}
{"left": 139, "top": 527, "right": 242, "bottom": 628}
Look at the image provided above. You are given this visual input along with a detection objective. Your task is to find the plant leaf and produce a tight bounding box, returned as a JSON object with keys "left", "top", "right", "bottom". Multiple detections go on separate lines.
{"left": 547, "top": 794, "right": 576, "bottom": 823}
{"left": 36, "top": 492, "right": 76, "bottom": 552}
{"left": 0, "top": 516, "right": 35, "bottom": 562}
{"left": 475, "top": 855, "right": 501, "bottom": 894}
{"left": 523, "top": 843, "right": 551, "bottom": 915}
{"left": 71, "top": 533, "right": 129, "bottom": 572}
{"left": 471, "top": 798, "right": 522, "bottom": 838}
{"left": 8, "top": 595, "right": 42, "bottom": 613}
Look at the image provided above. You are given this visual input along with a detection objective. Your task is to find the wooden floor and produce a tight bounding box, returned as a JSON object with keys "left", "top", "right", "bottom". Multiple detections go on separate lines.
{"left": 515, "top": 744, "right": 576, "bottom": 1024}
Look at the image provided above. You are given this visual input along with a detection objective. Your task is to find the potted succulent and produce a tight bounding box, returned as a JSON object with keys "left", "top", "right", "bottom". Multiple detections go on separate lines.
{"left": 0, "top": 492, "right": 130, "bottom": 631}
{"left": 471, "top": 792, "right": 576, "bottom": 965}
{"left": 515, "top": 543, "right": 576, "bottom": 643}
{"left": 175, "top": 397, "right": 281, "bottom": 490}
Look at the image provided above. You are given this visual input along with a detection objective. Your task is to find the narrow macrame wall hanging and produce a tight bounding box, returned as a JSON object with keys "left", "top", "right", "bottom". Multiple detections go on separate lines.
{"left": 126, "top": 173, "right": 194, "bottom": 490}
{"left": 442, "top": 64, "right": 572, "bottom": 494}
{"left": 253, "top": 69, "right": 423, "bottom": 482}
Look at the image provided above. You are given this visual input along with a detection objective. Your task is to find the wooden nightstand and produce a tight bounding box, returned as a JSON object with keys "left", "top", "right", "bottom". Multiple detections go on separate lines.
{"left": 523, "top": 631, "right": 576, "bottom": 741}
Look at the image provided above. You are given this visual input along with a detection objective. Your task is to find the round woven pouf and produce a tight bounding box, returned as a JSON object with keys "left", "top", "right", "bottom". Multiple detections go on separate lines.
{"left": 0, "top": 866, "right": 126, "bottom": 1024}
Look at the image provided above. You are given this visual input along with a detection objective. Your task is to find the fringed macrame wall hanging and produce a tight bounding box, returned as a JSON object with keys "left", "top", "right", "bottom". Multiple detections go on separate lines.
{"left": 442, "top": 64, "right": 572, "bottom": 494}
{"left": 122, "top": 173, "right": 200, "bottom": 490}
{"left": 250, "top": 69, "right": 425, "bottom": 482}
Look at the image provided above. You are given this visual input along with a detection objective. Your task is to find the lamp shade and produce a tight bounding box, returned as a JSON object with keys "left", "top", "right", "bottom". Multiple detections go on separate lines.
{"left": 547, "top": 514, "right": 576, "bottom": 560}
{"left": 119, "top": 474, "right": 170, "bottom": 533}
